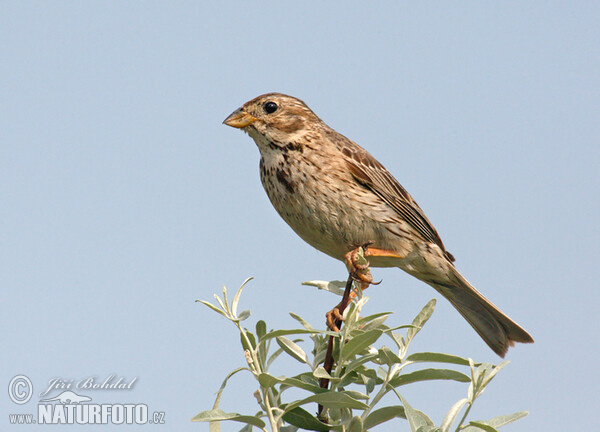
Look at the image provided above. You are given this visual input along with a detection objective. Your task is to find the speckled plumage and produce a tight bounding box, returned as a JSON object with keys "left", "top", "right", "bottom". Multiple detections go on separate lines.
{"left": 223, "top": 93, "right": 533, "bottom": 357}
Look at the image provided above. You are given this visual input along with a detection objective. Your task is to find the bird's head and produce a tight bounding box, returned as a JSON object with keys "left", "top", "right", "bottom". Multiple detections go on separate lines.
{"left": 223, "top": 93, "right": 322, "bottom": 146}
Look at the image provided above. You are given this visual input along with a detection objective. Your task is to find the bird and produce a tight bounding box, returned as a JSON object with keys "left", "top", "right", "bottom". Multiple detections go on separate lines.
{"left": 223, "top": 92, "right": 533, "bottom": 357}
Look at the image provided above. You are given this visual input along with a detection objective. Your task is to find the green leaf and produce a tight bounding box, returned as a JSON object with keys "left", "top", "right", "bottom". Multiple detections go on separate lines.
{"left": 280, "top": 377, "right": 325, "bottom": 394}
{"left": 276, "top": 336, "right": 309, "bottom": 364}
{"left": 282, "top": 407, "right": 329, "bottom": 432}
{"left": 406, "top": 352, "right": 472, "bottom": 366}
{"left": 343, "top": 353, "right": 380, "bottom": 376}
{"left": 266, "top": 347, "right": 285, "bottom": 370}
{"left": 232, "top": 277, "right": 253, "bottom": 317}
{"left": 256, "top": 320, "right": 268, "bottom": 365}
{"left": 211, "top": 367, "right": 249, "bottom": 411}
{"left": 466, "top": 421, "right": 500, "bottom": 432}
{"left": 364, "top": 405, "right": 406, "bottom": 429}
{"left": 347, "top": 416, "right": 363, "bottom": 432}
{"left": 377, "top": 346, "right": 403, "bottom": 365}
{"left": 387, "top": 331, "right": 406, "bottom": 352}
{"left": 214, "top": 293, "right": 228, "bottom": 315}
{"left": 257, "top": 372, "right": 283, "bottom": 388}
{"left": 398, "top": 395, "right": 434, "bottom": 432}
{"left": 439, "top": 398, "right": 468, "bottom": 432}
{"left": 262, "top": 328, "right": 336, "bottom": 343}
{"left": 342, "top": 390, "right": 369, "bottom": 400}
{"left": 285, "top": 391, "right": 369, "bottom": 412}
{"left": 313, "top": 366, "right": 337, "bottom": 381}
{"left": 302, "top": 280, "right": 347, "bottom": 296}
{"left": 340, "top": 329, "right": 383, "bottom": 359}
{"left": 240, "top": 330, "right": 257, "bottom": 352}
{"left": 356, "top": 312, "right": 390, "bottom": 330}
{"left": 256, "top": 320, "right": 267, "bottom": 339}
{"left": 470, "top": 361, "right": 508, "bottom": 400}
{"left": 235, "top": 310, "right": 251, "bottom": 322}
{"left": 389, "top": 369, "right": 470, "bottom": 388}
{"left": 196, "top": 300, "right": 228, "bottom": 318}
{"left": 406, "top": 299, "right": 436, "bottom": 344}
{"left": 477, "top": 411, "right": 528, "bottom": 428}
{"left": 415, "top": 426, "right": 440, "bottom": 432}
{"left": 289, "top": 312, "right": 316, "bottom": 332}
{"left": 191, "top": 409, "right": 266, "bottom": 429}
{"left": 480, "top": 361, "right": 509, "bottom": 389}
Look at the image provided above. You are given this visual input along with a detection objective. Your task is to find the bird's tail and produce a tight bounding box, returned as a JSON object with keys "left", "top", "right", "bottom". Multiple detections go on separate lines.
{"left": 428, "top": 267, "right": 533, "bottom": 357}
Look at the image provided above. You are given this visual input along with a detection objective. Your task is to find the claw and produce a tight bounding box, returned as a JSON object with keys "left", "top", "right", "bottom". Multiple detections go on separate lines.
{"left": 345, "top": 244, "right": 375, "bottom": 289}
{"left": 325, "top": 307, "right": 345, "bottom": 332}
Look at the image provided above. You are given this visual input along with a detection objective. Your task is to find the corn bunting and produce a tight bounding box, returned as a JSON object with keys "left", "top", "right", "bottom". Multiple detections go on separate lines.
{"left": 223, "top": 93, "right": 533, "bottom": 357}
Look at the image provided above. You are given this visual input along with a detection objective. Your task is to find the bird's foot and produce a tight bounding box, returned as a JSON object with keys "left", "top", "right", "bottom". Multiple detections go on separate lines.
{"left": 344, "top": 242, "right": 380, "bottom": 289}
{"left": 325, "top": 306, "right": 345, "bottom": 332}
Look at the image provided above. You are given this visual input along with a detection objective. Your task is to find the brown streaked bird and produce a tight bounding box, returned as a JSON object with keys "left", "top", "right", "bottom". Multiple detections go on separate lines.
{"left": 223, "top": 92, "right": 533, "bottom": 357}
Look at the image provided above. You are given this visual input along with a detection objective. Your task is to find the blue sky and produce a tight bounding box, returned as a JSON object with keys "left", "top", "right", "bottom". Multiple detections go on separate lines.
{"left": 1, "top": 2, "right": 598, "bottom": 431}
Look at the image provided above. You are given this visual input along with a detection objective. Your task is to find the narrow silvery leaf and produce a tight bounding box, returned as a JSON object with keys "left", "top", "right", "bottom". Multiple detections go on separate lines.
{"left": 364, "top": 406, "right": 406, "bottom": 429}
{"left": 281, "top": 377, "right": 324, "bottom": 394}
{"left": 340, "top": 329, "right": 383, "bottom": 360}
{"left": 261, "top": 329, "right": 335, "bottom": 343}
{"left": 232, "top": 277, "right": 253, "bottom": 317}
{"left": 406, "top": 299, "right": 436, "bottom": 344}
{"left": 387, "top": 331, "right": 405, "bottom": 352}
{"left": 289, "top": 312, "right": 316, "bottom": 332}
{"left": 257, "top": 372, "right": 282, "bottom": 388}
{"left": 221, "top": 285, "right": 229, "bottom": 311}
{"left": 358, "top": 313, "right": 390, "bottom": 332}
{"left": 302, "top": 280, "right": 347, "bottom": 296}
{"left": 282, "top": 407, "right": 329, "bottom": 432}
{"left": 377, "top": 346, "right": 403, "bottom": 366}
{"left": 313, "top": 366, "right": 335, "bottom": 380}
{"left": 347, "top": 416, "right": 363, "bottom": 432}
{"left": 255, "top": 320, "right": 267, "bottom": 339}
{"left": 343, "top": 353, "right": 379, "bottom": 376}
{"left": 191, "top": 409, "right": 266, "bottom": 429}
{"left": 465, "top": 421, "right": 499, "bottom": 432}
{"left": 415, "top": 426, "right": 440, "bottom": 432}
{"left": 398, "top": 395, "right": 433, "bottom": 432}
{"left": 480, "top": 361, "right": 509, "bottom": 389}
{"left": 481, "top": 411, "right": 528, "bottom": 428}
{"left": 197, "top": 300, "right": 228, "bottom": 318}
{"left": 214, "top": 294, "right": 228, "bottom": 314}
{"left": 389, "top": 369, "right": 470, "bottom": 388}
{"left": 343, "top": 390, "right": 369, "bottom": 400}
{"left": 406, "top": 352, "right": 472, "bottom": 366}
{"left": 285, "top": 391, "right": 369, "bottom": 412}
{"left": 276, "top": 336, "right": 309, "bottom": 364}
{"left": 235, "top": 310, "right": 250, "bottom": 322}
{"left": 266, "top": 347, "right": 285, "bottom": 370}
{"left": 211, "top": 367, "right": 249, "bottom": 410}
{"left": 439, "top": 398, "right": 468, "bottom": 432}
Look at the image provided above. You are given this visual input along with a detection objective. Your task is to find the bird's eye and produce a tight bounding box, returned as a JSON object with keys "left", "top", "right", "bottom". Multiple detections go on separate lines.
{"left": 264, "top": 101, "right": 278, "bottom": 114}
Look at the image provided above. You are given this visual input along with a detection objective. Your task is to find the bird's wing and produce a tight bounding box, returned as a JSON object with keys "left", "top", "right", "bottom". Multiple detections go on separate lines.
{"left": 339, "top": 139, "right": 455, "bottom": 262}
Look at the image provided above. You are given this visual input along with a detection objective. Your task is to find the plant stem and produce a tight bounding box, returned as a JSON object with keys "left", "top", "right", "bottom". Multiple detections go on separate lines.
{"left": 236, "top": 322, "right": 280, "bottom": 431}
{"left": 454, "top": 401, "right": 473, "bottom": 432}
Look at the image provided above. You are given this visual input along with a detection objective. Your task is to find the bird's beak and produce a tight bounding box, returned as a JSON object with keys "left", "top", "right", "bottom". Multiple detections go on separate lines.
{"left": 223, "top": 108, "right": 257, "bottom": 128}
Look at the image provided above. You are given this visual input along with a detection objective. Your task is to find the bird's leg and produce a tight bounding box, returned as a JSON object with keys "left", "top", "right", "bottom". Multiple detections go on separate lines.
{"left": 325, "top": 273, "right": 356, "bottom": 332}
{"left": 320, "top": 243, "right": 395, "bottom": 420}
{"left": 344, "top": 243, "right": 376, "bottom": 289}
{"left": 325, "top": 243, "right": 378, "bottom": 332}
{"left": 318, "top": 273, "right": 354, "bottom": 421}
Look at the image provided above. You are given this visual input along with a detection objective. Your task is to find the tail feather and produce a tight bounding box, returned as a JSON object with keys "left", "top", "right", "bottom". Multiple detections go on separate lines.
{"left": 429, "top": 268, "right": 533, "bottom": 357}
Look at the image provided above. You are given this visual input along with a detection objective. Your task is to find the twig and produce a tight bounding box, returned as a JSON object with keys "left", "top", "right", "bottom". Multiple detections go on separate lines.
{"left": 317, "top": 273, "right": 354, "bottom": 421}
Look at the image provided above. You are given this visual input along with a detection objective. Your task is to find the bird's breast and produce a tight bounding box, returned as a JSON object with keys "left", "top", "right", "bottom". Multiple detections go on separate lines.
{"left": 257, "top": 143, "right": 407, "bottom": 262}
